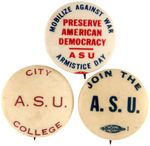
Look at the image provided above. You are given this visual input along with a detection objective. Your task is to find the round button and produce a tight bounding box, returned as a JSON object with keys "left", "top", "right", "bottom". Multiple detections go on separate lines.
{"left": 78, "top": 69, "right": 148, "bottom": 140}
{"left": 2, "top": 65, "right": 73, "bottom": 137}
{"left": 45, "top": 1, "right": 115, "bottom": 74}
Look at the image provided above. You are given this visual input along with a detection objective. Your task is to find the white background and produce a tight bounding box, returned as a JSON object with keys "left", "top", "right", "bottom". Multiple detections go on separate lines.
{"left": 0, "top": 0, "right": 150, "bottom": 145}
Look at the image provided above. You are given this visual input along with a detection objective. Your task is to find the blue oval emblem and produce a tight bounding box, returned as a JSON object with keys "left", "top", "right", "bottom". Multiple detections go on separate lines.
{"left": 100, "top": 125, "right": 126, "bottom": 133}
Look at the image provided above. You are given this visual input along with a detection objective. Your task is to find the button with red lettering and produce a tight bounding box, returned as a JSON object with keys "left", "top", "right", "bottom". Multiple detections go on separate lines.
{"left": 45, "top": 1, "right": 115, "bottom": 74}
{"left": 2, "top": 65, "right": 73, "bottom": 137}
{"left": 78, "top": 69, "right": 148, "bottom": 140}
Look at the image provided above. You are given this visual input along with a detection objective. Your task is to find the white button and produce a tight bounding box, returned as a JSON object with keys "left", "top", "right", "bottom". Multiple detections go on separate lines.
{"left": 2, "top": 65, "right": 74, "bottom": 137}
{"left": 78, "top": 69, "right": 148, "bottom": 140}
{"left": 45, "top": 2, "right": 115, "bottom": 74}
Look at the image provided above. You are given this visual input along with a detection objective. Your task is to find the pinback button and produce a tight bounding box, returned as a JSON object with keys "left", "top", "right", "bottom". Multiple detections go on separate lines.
{"left": 45, "top": 1, "right": 115, "bottom": 74}
{"left": 78, "top": 69, "right": 148, "bottom": 140}
{"left": 2, "top": 65, "right": 73, "bottom": 138}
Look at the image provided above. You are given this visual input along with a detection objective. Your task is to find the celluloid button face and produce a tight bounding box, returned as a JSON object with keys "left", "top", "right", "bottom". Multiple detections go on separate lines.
{"left": 2, "top": 65, "right": 73, "bottom": 137}
{"left": 45, "top": 1, "right": 115, "bottom": 74}
{"left": 78, "top": 69, "right": 148, "bottom": 140}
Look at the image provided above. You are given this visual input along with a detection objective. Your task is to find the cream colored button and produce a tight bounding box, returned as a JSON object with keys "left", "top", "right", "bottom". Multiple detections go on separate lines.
{"left": 45, "top": 2, "right": 115, "bottom": 74}
{"left": 2, "top": 65, "right": 73, "bottom": 137}
{"left": 78, "top": 69, "right": 148, "bottom": 140}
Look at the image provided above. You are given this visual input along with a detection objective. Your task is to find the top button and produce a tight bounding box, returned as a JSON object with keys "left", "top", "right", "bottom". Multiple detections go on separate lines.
{"left": 45, "top": 1, "right": 116, "bottom": 74}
